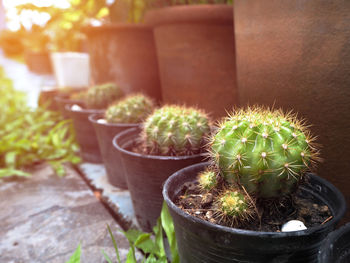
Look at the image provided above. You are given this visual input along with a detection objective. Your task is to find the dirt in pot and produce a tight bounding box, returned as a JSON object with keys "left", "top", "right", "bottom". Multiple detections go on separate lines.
{"left": 175, "top": 177, "right": 332, "bottom": 232}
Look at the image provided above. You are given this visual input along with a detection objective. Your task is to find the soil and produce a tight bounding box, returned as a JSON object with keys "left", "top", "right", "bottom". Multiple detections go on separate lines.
{"left": 175, "top": 178, "right": 332, "bottom": 232}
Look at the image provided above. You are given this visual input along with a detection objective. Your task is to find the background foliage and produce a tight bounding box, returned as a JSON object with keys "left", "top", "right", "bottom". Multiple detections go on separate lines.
{"left": 0, "top": 66, "right": 81, "bottom": 178}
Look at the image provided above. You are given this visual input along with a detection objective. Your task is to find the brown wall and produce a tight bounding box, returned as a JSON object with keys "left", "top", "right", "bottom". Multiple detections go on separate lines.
{"left": 234, "top": 0, "right": 350, "bottom": 222}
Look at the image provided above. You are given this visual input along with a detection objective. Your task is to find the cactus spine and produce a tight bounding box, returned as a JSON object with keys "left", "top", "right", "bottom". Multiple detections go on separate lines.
{"left": 209, "top": 106, "right": 320, "bottom": 198}
{"left": 105, "top": 94, "right": 154, "bottom": 124}
{"left": 86, "top": 83, "right": 124, "bottom": 109}
{"left": 141, "top": 105, "right": 211, "bottom": 156}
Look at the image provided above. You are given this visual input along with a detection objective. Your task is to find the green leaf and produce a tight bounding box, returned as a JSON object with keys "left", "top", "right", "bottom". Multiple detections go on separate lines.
{"left": 101, "top": 249, "right": 113, "bottom": 263}
{"left": 5, "top": 151, "right": 17, "bottom": 168}
{"left": 107, "top": 225, "right": 121, "bottom": 263}
{"left": 0, "top": 169, "right": 31, "bottom": 178}
{"left": 66, "top": 244, "right": 81, "bottom": 263}
{"left": 126, "top": 244, "right": 137, "bottom": 263}
{"left": 161, "top": 201, "right": 179, "bottom": 263}
{"left": 123, "top": 228, "right": 145, "bottom": 243}
{"left": 134, "top": 233, "right": 157, "bottom": 255}
{"left": 153, "top": 217, "right": 166, "bottom": 258}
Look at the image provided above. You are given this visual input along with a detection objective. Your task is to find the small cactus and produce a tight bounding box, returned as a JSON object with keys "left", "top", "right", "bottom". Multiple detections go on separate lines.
{"left": 209, "top": 106, "right": 320, "bottom": 198}
{"left": 86, "top": 83, "right": 124, "bottom": 109}
{"left": 141, "top": 105, "right": 211, "bottom": 156}
{"left": 217, "top": 190, "right": 251, "bottom": 219}
{"left": 198, "top": 169, "right": 217, "bottom": 191}
{"left": 70, "top": 90, "right": 87, "bottom": 101}
{"left": 105, "top": 94, "right": 154, "bottom": 124}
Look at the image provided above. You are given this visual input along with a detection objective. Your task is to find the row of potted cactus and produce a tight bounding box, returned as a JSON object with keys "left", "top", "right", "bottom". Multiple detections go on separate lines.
{"left": 52, "top": 83, "right": 347, "bottom": 262}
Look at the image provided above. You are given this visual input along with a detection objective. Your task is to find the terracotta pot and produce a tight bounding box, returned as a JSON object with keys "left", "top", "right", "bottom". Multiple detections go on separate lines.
{"left": 145, "top": 5, "right": 237, "bottom": 119}
{"left": 113, "top": 128, "right": 205, "bottom": 232}
{"left": 234, "top": 0, "right": 350, "bottom": 222}
{"left": 84, "top": 24, "right": 162, "bottom": 102}
{"left": 163, "top": 162, "right": 346, "bottom": 263}
{"left": 24, "top": 51, "right": 52, "bottom": 74}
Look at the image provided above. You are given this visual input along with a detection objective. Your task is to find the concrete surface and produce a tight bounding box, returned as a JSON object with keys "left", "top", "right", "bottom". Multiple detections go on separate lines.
{"left": 77, "top": 163, "right": 138, "bottom": 230}
{"left": 0, "top": 163, "right": 141, "bottom": 263}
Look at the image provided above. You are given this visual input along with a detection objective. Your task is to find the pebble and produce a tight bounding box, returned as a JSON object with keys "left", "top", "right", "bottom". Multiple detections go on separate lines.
{"left": 71, "top": 104, "right": 82, "bottom": 111}
{"left": 281, "top": 220, "right": 307, "bottom": 232}
{"left": 97, "top": 119, "right": 107, "bottom": 124}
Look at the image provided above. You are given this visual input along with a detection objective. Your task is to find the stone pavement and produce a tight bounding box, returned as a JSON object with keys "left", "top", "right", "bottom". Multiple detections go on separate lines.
{"left": 77, "top": 163, "right": 138, "bottom": 230}
{"left": 0, "top": 163, "right": 141, "bottom": 263}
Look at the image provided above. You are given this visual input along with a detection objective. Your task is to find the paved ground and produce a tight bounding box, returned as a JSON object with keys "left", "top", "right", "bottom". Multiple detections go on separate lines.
{"left": 0, "top": 164, "right": 141, "bottom": 263}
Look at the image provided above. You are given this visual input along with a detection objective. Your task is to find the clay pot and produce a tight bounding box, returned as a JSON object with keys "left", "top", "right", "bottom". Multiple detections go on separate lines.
{"left": 89, "top": 113, "right": 139, "bottom": 189}
{"left": 113, "top": 128, "right": 205, "bottom": 232}
{"left": 145, "top": 5, "right": 237, "bottom": 119}
{"left": 163, "top": 162, "right": 347, "bottom": 263}
{"left": 234, "top": 0, "right": 350, "bottom": 222}
{"left": 84, "top": 24, "right": 162, "bottom": 102}
{"left": 24, "top": 51, "right": 52, "bottom": 74}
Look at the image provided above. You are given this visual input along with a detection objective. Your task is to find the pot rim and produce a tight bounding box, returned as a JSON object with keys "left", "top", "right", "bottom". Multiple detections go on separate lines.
{"left": 319, "top": 222, "right": 350, "bottom": 259}
{"left": 65, "top": 103, "right": 105, "bottom": 115}
{"left": 83, "top": 23, "right": 152, "bottom": 35}
{"left": 88, "top": 113, "right": 141, "bottom": 128}
{"left": 113, "top": 127, "right": 205, "bottom": 161}
{"left": 163, "top": 162, "right": 347, "bottom": 237}
{"left": 144, "top": 4, "right": 233, "bottom": 27}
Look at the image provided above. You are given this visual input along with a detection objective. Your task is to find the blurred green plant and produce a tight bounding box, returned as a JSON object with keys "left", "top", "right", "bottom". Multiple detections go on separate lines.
{"left": 66, "top": 244, "right": 81, "bottom": 263}
{"left": 103, "top": 202, "right": 179, "bottom": 263}
{"left": 15, "top": 0, "right": 110, "bottom": 51}
{"left": 0, "top": 66, "right": 81, "bottom": 178}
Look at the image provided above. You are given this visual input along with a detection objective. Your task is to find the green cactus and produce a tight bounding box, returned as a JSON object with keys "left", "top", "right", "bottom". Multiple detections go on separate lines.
{"left": 86, "top": 83, "right": 124, "bottom": 109}
{"left": 198, "top": 169, "right": 217, "bottom": 191}
{"left": 209, "top": 106, "right": 320, "bottom": 198}
{"left": 141, "top": 105, "right": 211, "bottom": 156}
{"left": 105, "top": 94, "right": 154, "bottom": 124}
{"left": 70, "top": 90, "right": 87, "bottom": 101}
{"left": 218, "top": 190, "right": 251, "bottom": 219}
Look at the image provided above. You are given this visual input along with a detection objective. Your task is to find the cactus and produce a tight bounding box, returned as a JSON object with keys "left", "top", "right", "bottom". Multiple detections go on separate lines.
{"left": 141, "top": 105, "right": 211, "bottom": 156}
{"left": 86, "top": 83, "right": 124, "bottom": 109}
{"left": 105, "top": 94, "right": 154, "bottom": 124}
{"left": 198, "top": 169, "right": 217, "bottom": 191}
{"left": 217, "top": 190, "right": 253, "bottom": 221}
{"left": 70, "top": 90, "right": 87, "bottom": 101}
{"left": 209, "top": 106, "right": 320, "bottom": 198}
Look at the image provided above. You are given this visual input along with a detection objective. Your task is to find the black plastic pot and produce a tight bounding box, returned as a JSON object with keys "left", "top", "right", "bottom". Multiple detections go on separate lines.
{"left": 113, "top": 128, "right": 205, "bottom": 232}
{"left": 163, "top": 162, "right": 347, "bottom": 263}
{"left": 55, "top": 96, "right": 85, "bottom": 118}
{"left": 318, "top": 222, "right": 350, "bottom": 263}
{"left": 38, "top": 88, "right": 61, "bottom": 111}
{"left": 89, "top": 113, "right": 139, "bottom": 189}
{"left": 65, "top": 104, "right": 103, "bottom": 163}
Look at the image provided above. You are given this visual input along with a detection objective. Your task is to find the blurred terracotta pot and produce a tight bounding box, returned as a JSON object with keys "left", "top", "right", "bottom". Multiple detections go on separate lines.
{"left": 145, "top": 5, "right": 237, "bottom": 119}
{"left": 24, "top": 51, "right": 52, "bottom": 74}
{"left": 234, "top": 0, "right": 350, "bottom": 222}
{"left": 84, "top": 24, "right": 162, "bottom": 102}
